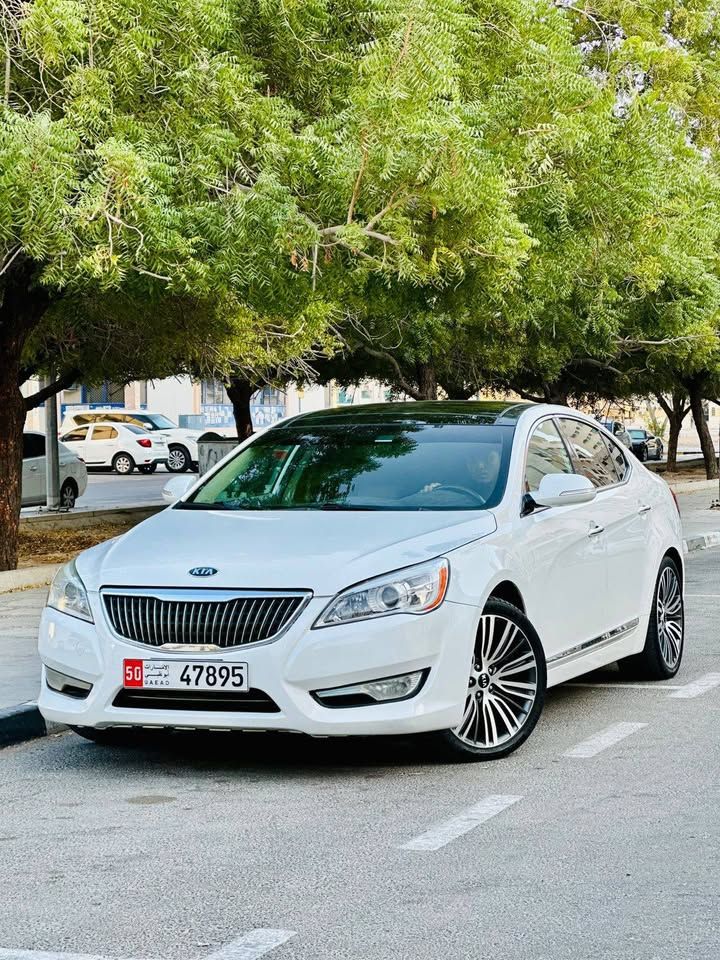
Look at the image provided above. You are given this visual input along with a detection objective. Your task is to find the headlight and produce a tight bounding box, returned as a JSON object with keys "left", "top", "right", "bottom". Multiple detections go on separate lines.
{"left": 314, "top": 558, "right": 449, "bottom": 628}
{"left": 47, "top": 560, "right": 94, "bottom": 623}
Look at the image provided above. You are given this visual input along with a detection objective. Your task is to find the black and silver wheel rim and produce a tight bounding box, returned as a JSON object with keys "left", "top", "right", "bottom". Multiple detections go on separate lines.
{"left": 115, "top": 456, "right": 131, "bottom": 474}
{"left": 60, "top": 484, "right": 75, "bottom": 508}
{"left": 452, "top": 613, "right": 539, "bottom": 749}
{"left": 657, "top": 566, "right": 683, "bottom": 668}
{"left": 167, "top": 448, "right": 187, "bottom": 471}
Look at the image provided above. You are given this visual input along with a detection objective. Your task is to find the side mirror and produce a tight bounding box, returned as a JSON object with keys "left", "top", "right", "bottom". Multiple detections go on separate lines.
{"left": 162, "top": 475, "right": 194, "bottom": 504}
{"left": 533, "top": 473, "right": 596, "bottom": 508}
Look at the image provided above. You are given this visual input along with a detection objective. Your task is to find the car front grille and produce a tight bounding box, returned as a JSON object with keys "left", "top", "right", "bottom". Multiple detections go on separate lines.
{"left": 102, "top": 590, "right": 310, "bottom": 649}
{"left": 113, "top": 688, "right": 280, "bottom": 713}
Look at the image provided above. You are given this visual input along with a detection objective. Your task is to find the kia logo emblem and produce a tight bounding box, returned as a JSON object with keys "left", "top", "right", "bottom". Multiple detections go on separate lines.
{"left": 189, "top": 567, "right": 218, "bottom": 577}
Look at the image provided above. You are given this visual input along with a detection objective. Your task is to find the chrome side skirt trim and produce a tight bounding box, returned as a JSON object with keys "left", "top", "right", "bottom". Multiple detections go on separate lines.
{"left": 547, "top": 618, "right": 640, "bottom": 665}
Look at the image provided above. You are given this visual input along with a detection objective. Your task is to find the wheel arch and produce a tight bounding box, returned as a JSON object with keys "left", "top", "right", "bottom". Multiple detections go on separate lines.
{"left": 663, "top": 546, "right": 684, "bottom": 584}
{"left": 486, "top": 579, "right": 526, "bottom": 614}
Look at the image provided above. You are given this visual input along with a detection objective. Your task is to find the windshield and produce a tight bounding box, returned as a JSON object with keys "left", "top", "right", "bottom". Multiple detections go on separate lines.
{"left": 142, "top": 414, "right": 176, "bottom": 431}
{"left": 183, "top": 422, "right": 515, "bottom": 511}
{"left": 628, "top": 430, "right": 645, "bottom": 439}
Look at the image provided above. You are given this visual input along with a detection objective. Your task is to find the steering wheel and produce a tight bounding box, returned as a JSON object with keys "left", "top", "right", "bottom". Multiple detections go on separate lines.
{"left": 432, "top": 484, "right": 487, "bottom": 506}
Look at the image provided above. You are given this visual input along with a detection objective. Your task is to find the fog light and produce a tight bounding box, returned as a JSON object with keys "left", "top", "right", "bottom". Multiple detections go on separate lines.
{"left": 313, "top": 670, "right": 427, "bottom": 708}
{"left": 46, "top": 667, "right": 93, "bottom": 700}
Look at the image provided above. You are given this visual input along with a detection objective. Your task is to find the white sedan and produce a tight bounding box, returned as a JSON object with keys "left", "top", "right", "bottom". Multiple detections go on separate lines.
{"left": 21, "top": 431, "right": 88, "bottom": 508}
{"left": 59, "top": 421, "right": 168, "bottom": 475}
{"left": 38, "top": 402, "right": 684, "bottom": 760}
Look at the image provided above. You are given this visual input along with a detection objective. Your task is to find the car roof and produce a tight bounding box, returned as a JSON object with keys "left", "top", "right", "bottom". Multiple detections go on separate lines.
{"left": 280, "top": 400, "right": 536, "bottom": 428}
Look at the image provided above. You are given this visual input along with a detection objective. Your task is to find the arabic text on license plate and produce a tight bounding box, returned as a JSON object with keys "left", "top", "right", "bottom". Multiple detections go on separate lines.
{"left": 123, "top": 659, "right": 249, "bottom": 691}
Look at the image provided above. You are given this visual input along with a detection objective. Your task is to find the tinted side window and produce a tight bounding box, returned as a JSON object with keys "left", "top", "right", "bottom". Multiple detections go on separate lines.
{"left": 558, "top": 419, "right": 618, "bottom": 488}
{"left": 524, "top": 420, "right": 574, "bottom": 493}
{"left": 23, "top": 434, "right": 45, "bottom": 459}
{"left": 61, "top": 427, "right": 89, "bottom": 442}
{"left": 603, "top": 435, "right": 628, "bottom": 482}
{"left": 91, "top": 425, "right": 118, "bottom": 440}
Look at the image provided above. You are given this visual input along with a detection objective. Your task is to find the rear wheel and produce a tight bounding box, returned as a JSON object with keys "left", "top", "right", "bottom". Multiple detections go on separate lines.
{"left": 167, "top": 445, "right": 190, "bottom": 472}
{"left": 112, "top": 452, "right": 135, "bottom": 475}
{"left": 59, "top": 479, "right": 77, "bottom": 509}
{"left": 619, "top": 556, "right": 684, "bottom": 680}
{"left": 430, "top": 599, "right": 546, "bottom": 761}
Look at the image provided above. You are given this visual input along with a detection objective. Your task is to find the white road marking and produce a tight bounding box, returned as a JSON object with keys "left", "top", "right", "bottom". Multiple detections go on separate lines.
{"left": 669, "top": 673, "right": 720, "bottom": 699}
{"left": 205, "top": 931, "right": 296, "bottom": 960}
{"left": 0, "top": 932, "right": 296, "bottom": 960}
{"left": 399, "top": 795, "right": 522, "bottom": 851}
{"left": 563, "top": 722, "right": 648, "bottom": 758}
{"left": 565, "top": 682, "right": 683, "bottom": 691}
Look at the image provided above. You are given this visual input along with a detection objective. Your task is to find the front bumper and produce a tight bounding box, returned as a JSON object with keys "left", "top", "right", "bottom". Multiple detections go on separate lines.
{"left": 38, "top": 597, "right": 479, "bottom": 736}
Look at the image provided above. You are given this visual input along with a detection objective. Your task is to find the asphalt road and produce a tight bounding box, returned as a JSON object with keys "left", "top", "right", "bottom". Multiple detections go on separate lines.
{"left": 1, "top": 547, "right": 719, "bottom": 959}
{"left": 76, "top": 470, "right": 175, "bottom": 509}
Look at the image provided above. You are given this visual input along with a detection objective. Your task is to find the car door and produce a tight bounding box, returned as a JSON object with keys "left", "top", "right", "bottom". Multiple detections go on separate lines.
{"left": 518, "top": 417, "right": 611, "bottom": 661}
{"left": 558, "top": 417, "right": 647, "bottom": 635}
{"left": 22, "top": 433, "right": 46, "bottom": 505}
{"left": 84, "top": 424, "right": 119, "bottom": 465}
{"left": 59, "top": 425, "right": 89, "bottom": 463}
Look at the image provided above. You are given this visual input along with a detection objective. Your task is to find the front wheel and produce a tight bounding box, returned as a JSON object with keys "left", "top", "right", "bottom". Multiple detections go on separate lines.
{"left": 430, "top": 599, "right": 546, "bottom": 761}
{"left": 167, "top": 445, "right": 190, "bottom": 472}
{"left": 112, "top": 452, "right": 135, "bottom": 475}
{"left": 618, "top": 556, "right": 684, "bottom": 680}
{"left": 639, "top": 445, "right": 648, "bottom": 462}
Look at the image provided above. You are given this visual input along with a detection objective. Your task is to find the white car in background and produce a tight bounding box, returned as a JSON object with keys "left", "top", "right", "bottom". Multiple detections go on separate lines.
{"left": 59, "top": 410, "right": 201, "bottom": 473}
{"left": 39, "top": 402, "right": 684, "bottom": 760}
{"left": 59, "top": 421, "right": 168, "bottom": 475}
{"left": 22, "top": 431, "right": 88, "bottom": 508}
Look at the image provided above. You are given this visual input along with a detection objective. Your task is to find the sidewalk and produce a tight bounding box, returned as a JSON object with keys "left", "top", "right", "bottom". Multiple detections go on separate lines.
{"left": 1, "top": 493, "right": 718, "bottom": 736}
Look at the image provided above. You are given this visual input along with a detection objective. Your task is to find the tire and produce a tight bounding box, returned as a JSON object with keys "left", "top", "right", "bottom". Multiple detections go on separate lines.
{"left": 138, "top": 463, "right": 157, "bottom": 474}
{"left": 639, "top": 445, "right": 648, "bottom": 462}
{"left": 167, "top": 445, "right": 190, "bottom": 473}
{"left": 112, "top": 452, "right": 135, "bottom": 475}
{"left": 429, "top": 598, "right": 546, "bottom": 761}
{"left": 59, "top": 479, "right": 77, "bottom": 509}
{"left": 655, "top": 444, "right": 663, "bottom": 461}
{"left": 618, "top": 556, "right": 684, "bottom": 680}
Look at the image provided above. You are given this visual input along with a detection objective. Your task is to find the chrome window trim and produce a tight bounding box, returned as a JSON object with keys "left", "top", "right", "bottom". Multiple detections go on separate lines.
{"left": 546, "top": 617, "right": 640, "bottom": 665}
{"left": 99, "top": 586, "right": 313, "bottom": 652}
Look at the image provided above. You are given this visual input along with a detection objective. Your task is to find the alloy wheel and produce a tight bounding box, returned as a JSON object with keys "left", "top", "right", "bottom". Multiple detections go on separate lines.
{"left": 60, "top": 483, "right": 76, "bottom": 508}
{"left": 115, "top": 455, "right": 132, "bottom": 474}
{"left": 167, "top": 447, "right": 188, "bottom": 472}
{"left": 656, "top": 565, "right": 683, "bottom": 668}
{"left": 452, "top": 613, "right": 539, "bottom": 749}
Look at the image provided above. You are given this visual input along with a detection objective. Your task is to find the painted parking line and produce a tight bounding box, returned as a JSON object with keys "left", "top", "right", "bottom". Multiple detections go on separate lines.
{"left": 669, "top": 673, "right": 720, "bottom": 699}
{"left": 565, "top": 682, "right": 683, "bottom": 692}
{"left": 0, "top": 933, "right": 296, "bottom": 960}
{"left": 398, "top": 795, "right": 522, "bottom": 852}
{"left": 563, "top": 722, "right": 648, "bottom": 759}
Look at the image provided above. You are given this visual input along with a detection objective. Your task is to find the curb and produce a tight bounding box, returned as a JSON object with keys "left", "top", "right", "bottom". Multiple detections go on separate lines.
{"left": 684, "top": 531, "right": 720, "bottom": 554}
{"left": 20, "top": 503, "right": 163, "bottom": 531}
{"left": 0, "top": 563, "right": 61, "bottom": 595}
{"left": 0, "top": 702, "right": 65, "bottom": 749}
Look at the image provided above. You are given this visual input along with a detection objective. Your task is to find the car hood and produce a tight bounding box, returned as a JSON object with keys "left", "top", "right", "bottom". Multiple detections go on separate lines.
{"left": 77, "top": 508, "right": 497, "bottom": 596}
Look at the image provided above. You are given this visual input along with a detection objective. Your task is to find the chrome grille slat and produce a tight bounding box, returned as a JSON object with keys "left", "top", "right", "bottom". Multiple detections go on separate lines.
{"left": 103, "top": 591, "right": 307, "bottom": 649}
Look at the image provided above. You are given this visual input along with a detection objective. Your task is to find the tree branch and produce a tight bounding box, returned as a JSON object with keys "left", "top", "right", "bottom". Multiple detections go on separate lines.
{"left": 362, "top": 346, "right": 423, "bottom": 400}
{"left": 23, "top": 369, "right": 80, "bottom": 412}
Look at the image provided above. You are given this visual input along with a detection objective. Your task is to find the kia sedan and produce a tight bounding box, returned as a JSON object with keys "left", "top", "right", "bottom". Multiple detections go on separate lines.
{"left": 38, "top": 402, "right": 684, "bottom": 760}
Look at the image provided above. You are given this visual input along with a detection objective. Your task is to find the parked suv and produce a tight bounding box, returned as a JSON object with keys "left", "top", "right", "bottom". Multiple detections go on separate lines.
{"left": 59, "top": 421, "right": 168, "bottom": 475}
{"left": 59, "top": 410, "right": 200, "bottom": 472}
{"left": 22, "top": 431, "right": 88, "bottom": 508}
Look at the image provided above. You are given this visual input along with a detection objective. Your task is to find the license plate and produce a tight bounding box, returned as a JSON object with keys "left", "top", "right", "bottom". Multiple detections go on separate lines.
{"left": 123, "top": 659, "right": 248, "bottom": 691}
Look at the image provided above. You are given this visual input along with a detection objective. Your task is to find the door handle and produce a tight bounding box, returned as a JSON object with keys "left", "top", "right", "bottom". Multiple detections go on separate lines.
{"left": 588, "top": 522, "right": 604, "bottom": 537}
{"left": 29, "top": 465, "right": 38, "bottom": 472}
{"left": 638, "top": 504, "right": 652, "bottom": 514}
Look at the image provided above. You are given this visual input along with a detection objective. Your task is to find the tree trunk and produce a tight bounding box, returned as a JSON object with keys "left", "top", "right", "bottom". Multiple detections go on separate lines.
{"left": 0, "top": 254, "right": 49, "bottom": 570}
{"left": 415, "top": 362, "right": 437, "bottom": 400}
{"left": 654, "top": 392, "right": 688, "bottom": 473}
{"left": 225, "top": 377, "right": 256, "bottom": 440}
{"left": 687, "top": 380, "right": 718, "bottom": 480}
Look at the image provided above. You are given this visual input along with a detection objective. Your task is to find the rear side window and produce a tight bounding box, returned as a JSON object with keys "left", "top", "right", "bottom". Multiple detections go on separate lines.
{"left": 524, "top": 420, "right": 574, "bottom": 493}
{"left": 91, "top": 425, "right": 118, "bottom": 440}
{"left": 23, "top": 433, "right": 45, "bottom": 459}
{"left": 61, "top": 427, "right": 89, "bottom": 442}
{"left": 603, "top": 435, "right": 629, "bottom": 482}
{"left": 558, "top": 419, "right": 619, "bottom": 488}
